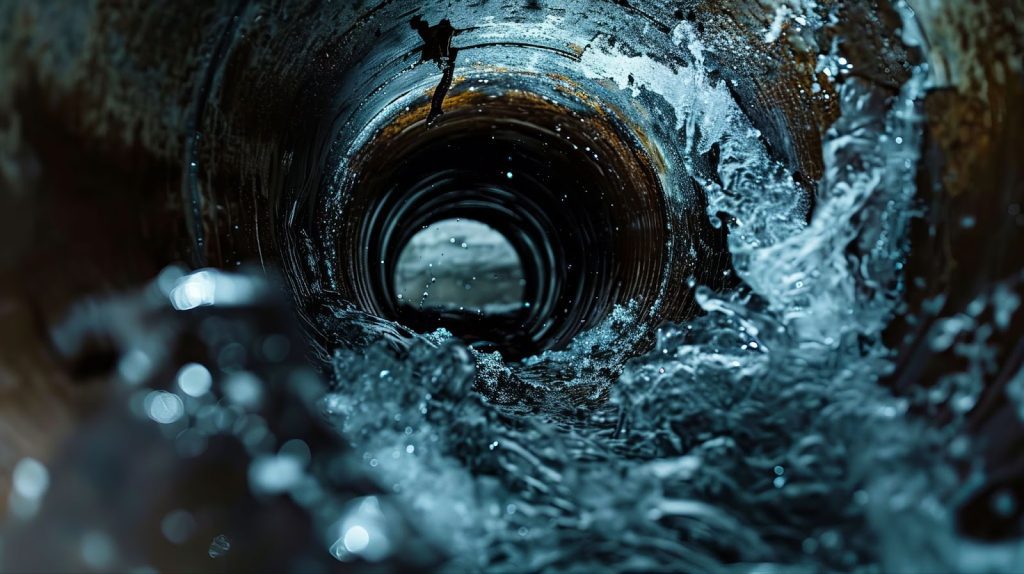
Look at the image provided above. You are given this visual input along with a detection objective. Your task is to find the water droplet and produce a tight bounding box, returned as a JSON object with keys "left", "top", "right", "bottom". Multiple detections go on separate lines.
{"left": 222, "top": 371, "right": 263, "bottom": 410}
{"left": 81, "top": 531, "right": 116, "bottom": 569}
{"left": 343, "top": 525, "right": 370, "bottom": 553}
{"left": 177, "top": 363, "right": 212, "bottom": 397}
{"left": 162, "top": 510, "right": 197, "bottom": 545}
{"left": 145, "top": 391, "right": 184, "bottom": 424}
{"left": 12, "top": 458, "right": 49, "bottom": 500}
{"left": 248, "top": 454, "right": 303, "bottom": 494}
{"left": 208, "top": 534, "right": 231, "bottom": 558}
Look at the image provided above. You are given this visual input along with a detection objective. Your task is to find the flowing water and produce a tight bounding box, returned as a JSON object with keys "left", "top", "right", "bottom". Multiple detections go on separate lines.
{"left": 309, "top": 5, "right": 1020, "bottom": 571}
{"left": 315, "top": 15, "right": 926, "bottom": 573}
{"left": 3, "top": 0, "right": 1024, "bottom": 572}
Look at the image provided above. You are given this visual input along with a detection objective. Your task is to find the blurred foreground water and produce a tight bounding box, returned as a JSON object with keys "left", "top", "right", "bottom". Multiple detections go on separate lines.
{"left": 2, "top": 0, "right": 1024, "bottom": 572}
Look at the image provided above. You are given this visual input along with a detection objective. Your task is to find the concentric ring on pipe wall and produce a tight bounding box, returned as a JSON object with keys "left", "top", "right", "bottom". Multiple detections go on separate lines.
{"left": 322, "top": 75, "right": 672, "bottom": 360}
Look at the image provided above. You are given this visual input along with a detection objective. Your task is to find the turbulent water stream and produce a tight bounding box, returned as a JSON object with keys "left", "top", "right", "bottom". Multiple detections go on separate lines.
{"left": 3, "top": 0, "right": 1024, "bottom": 572}
{"left": 314, "top": 12, "right": 944, "bottom": 571}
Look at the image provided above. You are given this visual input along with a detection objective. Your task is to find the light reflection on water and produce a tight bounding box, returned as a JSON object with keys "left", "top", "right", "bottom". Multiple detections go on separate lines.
{"left": 2, "top": 1, "right": 1023, "bottom": 572}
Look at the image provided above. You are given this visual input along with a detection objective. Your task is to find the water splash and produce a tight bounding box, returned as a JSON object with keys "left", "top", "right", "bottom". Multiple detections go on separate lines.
{"left": 9, "top": 2, "right": 1021, "bottom": 572}
{"left": 308, "top": 11, "right": 1007, "bottom": 571}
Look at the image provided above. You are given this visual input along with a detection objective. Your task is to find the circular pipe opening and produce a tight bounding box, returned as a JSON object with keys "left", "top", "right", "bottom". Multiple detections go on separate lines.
{"left": 334, "top": 76, "right": 671, "bottom": 360}
{"left": 392, "top": 218, "right": 527, "bottom": 351}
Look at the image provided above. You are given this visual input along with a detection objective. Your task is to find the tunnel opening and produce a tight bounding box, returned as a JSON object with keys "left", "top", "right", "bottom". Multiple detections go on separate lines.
{"left": 5, "top": 1, "right": 1024, "bottom": 572}
{"left": 391, "top": 218, "right": 527, "bottom": 352}
{"left": 333, "top": 78, "right": 673, "bottom": 361}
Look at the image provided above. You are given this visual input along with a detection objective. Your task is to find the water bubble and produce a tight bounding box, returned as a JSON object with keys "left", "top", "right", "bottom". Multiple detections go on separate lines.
{"left": 329, "top": 497, "right": 392, "bottom": 562}
{"left": 280, "top": 439, "right": 312, "bottom": 467}
{"left": 177, "top": 363, "right": 212, "bottom": 397}
{"left": 155, "top": 265, "right": 187, "bottom": 296}
{"left": 80, "top": 530, "right": 116, "bottom": 569}
{"left": 991, "top": 489, "right": 1017, "bottom": 517}
{"left": 118, "top": 349, "right": 153, "bottom": 385}
{"left": 12, "top": 458, "right": 49, "bottom": 500}
{"left": 145, "top": 391, "right": 184, "bottom": 424}
{"left": 343, "top": 525, "right": 370, "bottom": 553}
{"left": 161, "top": 510, "right": 197, "bottom": 545}
{"left": 217, "top": 342, "right": 247, "bottom": 371}
{"left": 222, "top": 371, "right": 263, "bottom": 410}
{"left": 248, "top": 453, "right": 304, "bottom": 495}
{"left": 169, "top": 271, "right": 216, "bottom": 310}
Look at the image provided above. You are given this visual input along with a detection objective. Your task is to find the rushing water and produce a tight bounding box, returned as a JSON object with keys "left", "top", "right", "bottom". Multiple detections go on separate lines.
{"left": 4, "top": 0, "right": 1024, "bottom": 572}
{"left": 312, "top": 12, "right": 943, "bottom": 571}
{"left": 308, "top": 6, "right": 1018, "bottom": 571}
